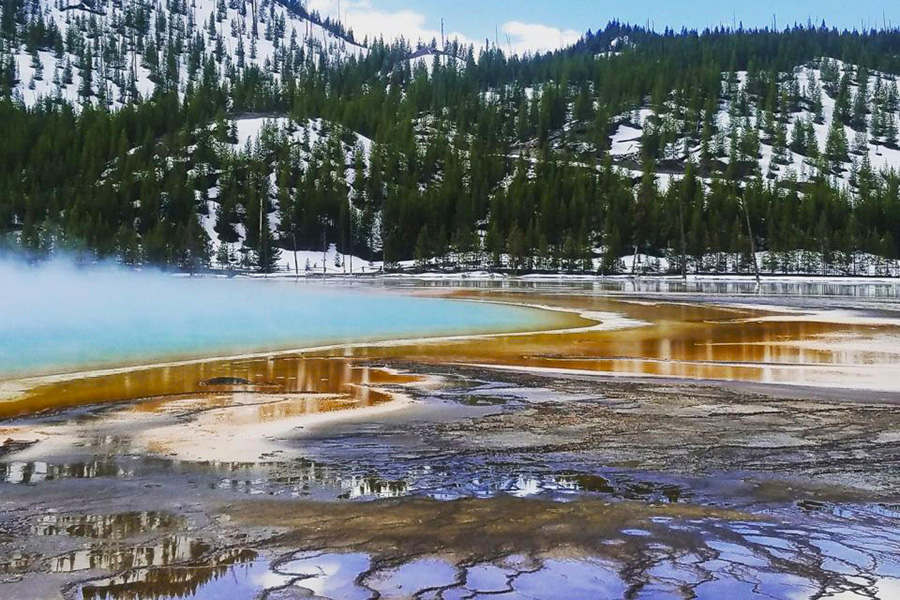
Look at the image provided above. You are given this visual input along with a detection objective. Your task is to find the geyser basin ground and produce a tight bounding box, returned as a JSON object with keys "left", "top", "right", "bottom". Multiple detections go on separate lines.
{"left": 3, "top": 363, "right": 900, "bottom": 600}
{"left": 4, "top": 280, "right": 900, "bottom": 599}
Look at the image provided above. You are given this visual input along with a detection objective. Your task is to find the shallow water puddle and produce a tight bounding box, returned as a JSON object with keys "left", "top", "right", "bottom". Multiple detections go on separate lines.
{"left": 144, "top": 542, "right": 894, "bottom": 600}
{"left": 33, "top": 512, "right": 182, "bottom": 539}
{"left": 49, "top": 536, "right": 212, "bottom": 574}
{"left": 551, "top": 472, "right": 690, "bottom": 502}
{"left": 76, "top": 548, "right": 260, "bottom": 600}
{"left": 217, "top": 467, "right": 408, "bottom": 499}
{"left": 367, "top": 557, "right": 460, "bottom": 597}
{"left": 1, "top": 459, "right": 134, "bottom": 484}
{"left": 0, "top": 551, "right": 35, "bottom": 575}
{"left": 33, "top": 500, "right": 900, "bottom": 600}
{"left": 276, "top": 552, "right": 372, "bottom": 599}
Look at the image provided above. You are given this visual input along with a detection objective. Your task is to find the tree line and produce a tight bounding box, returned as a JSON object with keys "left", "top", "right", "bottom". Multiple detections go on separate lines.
{"left": 3, "top": 16, "right": 900, "bottom": 273}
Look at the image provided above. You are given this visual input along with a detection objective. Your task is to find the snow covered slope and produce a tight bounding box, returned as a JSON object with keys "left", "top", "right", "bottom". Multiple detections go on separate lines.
{"left": 204, "top": 115, "right": 375, "bottom": 268}
{"left": 604, "top": 58, "right": 900, "bottom": 193}
{"left": 6, "top": 0, "right": 366, "bottom": 108}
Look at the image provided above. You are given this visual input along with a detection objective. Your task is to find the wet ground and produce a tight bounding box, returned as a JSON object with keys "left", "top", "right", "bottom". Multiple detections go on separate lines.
{"left": 3, "top": 285, "right": 900, "bottom": 599}
{"left": 2, "top": 364, "right": 900, "bottom": 599}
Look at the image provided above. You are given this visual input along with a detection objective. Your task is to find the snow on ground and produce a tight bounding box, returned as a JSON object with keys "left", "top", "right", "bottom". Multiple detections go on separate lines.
{"left": 607, "top": 59, "right": 900, "bottom": 194}
{"left": 204, "top": 116, "right": 376, "bottom": 267}
{"left": 9, "top": 0, "right": 367, "bottom": 109}
{"left": 617, "top": 254, "right": 672, "bottom": 274}
{"left": 609, "top": 124, "right": 642, "bottom": 158}
{"left": 229, "top": 116, "right": 372, "bottom": 156}
{"left": 233, "top": 117, "right": 291, "bottom": 148}
{"left": 257, "top": 244, "right": 381, "bottom": 275}
{"left": 288, "top": 248, "right": 898, "bottom": 278}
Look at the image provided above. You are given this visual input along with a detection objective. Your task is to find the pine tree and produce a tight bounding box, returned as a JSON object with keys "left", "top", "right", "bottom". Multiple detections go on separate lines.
{"left": 825, "top": 119, "right": 849, "bottom": 173}
{"left": 507, "top": 224, "right": 527, "bottom": 274}
{"left": 850, "top": 75, "right": 869, "bottom": 132}
{"left": 790, "top": 118, "right": 807, "bottom": 155}
{"left": 414, "top": 224, "right": 430, "bottom": 270}
{"left": 772, "top": 119, "right": 789, "bottom": 165}
{"left": 886, "top": 113, "right": 899, "bottom": 149}
{"left": 79, "top": 47, "right": 93, "bottom": 99}
{"left": 851, "top": 129, "right": 868, "bottom": 156}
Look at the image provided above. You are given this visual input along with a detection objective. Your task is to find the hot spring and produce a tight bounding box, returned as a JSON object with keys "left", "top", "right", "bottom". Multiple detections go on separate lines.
{"left": 0, "top": 260, "right": 552, "bottom": 377}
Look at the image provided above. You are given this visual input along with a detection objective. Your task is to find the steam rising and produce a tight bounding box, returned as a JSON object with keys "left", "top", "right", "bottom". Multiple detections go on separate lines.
{"left": 0, "top": 256, "right": 535, "bottom": 376}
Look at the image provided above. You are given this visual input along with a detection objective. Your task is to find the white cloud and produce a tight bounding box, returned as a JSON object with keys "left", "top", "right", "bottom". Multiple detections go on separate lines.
{"left": 501, "top": 21, "right": 582, "bottom": 55}
{"left": 306, "top": 1, "right": 581, "bottom": 55}
{"left": 307, "top": 0, "right": 470, "bottom": 47}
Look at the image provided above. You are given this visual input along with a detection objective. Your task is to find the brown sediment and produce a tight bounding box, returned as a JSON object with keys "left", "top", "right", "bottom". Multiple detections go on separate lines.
{"left": 0, "top": 357, "right": 421, "bottom": 420}
{"left": 321, "top": 292, "right": 900, "bottom": 390}
{"left": 225, "top": 496, "right": 758, "bottom": 562}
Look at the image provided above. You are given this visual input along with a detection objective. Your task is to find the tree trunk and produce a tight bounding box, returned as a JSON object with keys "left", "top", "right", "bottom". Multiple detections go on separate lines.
{"left": 678, "top": 197, "right": 687, "bottom": 281}
{"left": 259, "top": 190, "right": 266, "bottom": 277}
{"left": 742, "top": 198, "right": 761, "bottom": 292}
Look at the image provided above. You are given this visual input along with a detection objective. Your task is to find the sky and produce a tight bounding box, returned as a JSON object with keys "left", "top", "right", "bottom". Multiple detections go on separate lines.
{"left": 307, "top": 0, "right": 900, "bottom": 54}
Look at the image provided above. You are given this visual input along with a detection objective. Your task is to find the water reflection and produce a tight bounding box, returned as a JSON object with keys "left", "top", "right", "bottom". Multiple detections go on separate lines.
{"left": 77, "top": 548, "right": 259, "bottom": 600}
{"left": 8, "top": 290, "right": 900, "bottom": 423}
{"left": 49, "top": 536, "right": 212, "bottom": 573}
{"left": 277, "top": 552, "right": 372, "bottom": 600}
{"left": 398, "top": 277, "right": 900, "bottom": 299}
{"left": 220, "top": 457, "right": 693, "bottom": 502}
{"left": 336, "top": 477, "right": 408, "bottom": 499}
{"left": 221, "top": 459, "right": 408, "bottom": 499}
{"left": 33, "top": 512, "right": 182, "bottom": 539}
{"left": 3, "top": 358, "right": 418, "bottom": 420}
{"left": 0, "top": 459, "right": 132, "bottom": 484}
{"left": 0, "top": 551, "right": 35, "bottom": 574}
{"left": 334, "top": 293, "right": 900, "bottom": 390}
{"left": 553, "top": 472, "right": 687, "bottom": 502}
{"left": 88, "top": 509, "right": 900, "bottom": 600}
{"left": 222, "top": 458, "right": 691, "bottom": 503}
{"left": 0, "top": 457, "right": 257, "bottom": 485}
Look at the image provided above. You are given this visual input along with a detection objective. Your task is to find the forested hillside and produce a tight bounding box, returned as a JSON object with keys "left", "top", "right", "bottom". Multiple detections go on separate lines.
{"left": 4, "top": 1, "right": 900, "bottom": 275}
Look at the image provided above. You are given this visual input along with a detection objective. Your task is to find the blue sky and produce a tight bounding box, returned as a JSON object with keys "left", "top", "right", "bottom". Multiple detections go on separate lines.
{"left": 377, "top": 1, "right": 900, "bottom": 34}
{"left": 309, "top": 1, "right": 900, "bottom": 53}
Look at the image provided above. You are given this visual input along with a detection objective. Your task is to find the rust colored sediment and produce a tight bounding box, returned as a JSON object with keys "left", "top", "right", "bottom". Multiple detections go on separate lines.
{"left": 321, "top": 292, "right": 900, "bottom": 388}
{"left": 1, "top": 358, "right": 419, "bottom": 419}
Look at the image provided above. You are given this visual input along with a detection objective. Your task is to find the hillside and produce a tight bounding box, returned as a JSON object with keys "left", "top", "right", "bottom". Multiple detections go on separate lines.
{"left": 4, "top": 12, "right": 900, "bottom": 276}
{"left": 576, "top": 60, "right": 900, "bottom": 194}
{"left": 2, "top": 0, "right": 364, "bottom": 107}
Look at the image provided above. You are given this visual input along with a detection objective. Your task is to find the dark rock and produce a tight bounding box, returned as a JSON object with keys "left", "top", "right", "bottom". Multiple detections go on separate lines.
{"left": 201, "top": 377, "right": 253, "bottom": 386}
